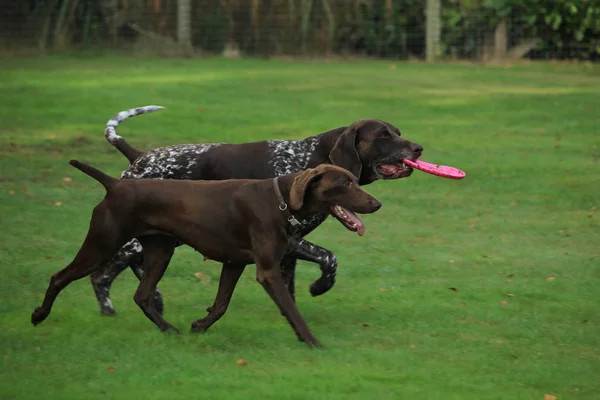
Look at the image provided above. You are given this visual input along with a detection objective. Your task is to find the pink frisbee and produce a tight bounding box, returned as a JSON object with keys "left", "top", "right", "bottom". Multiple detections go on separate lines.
{"left": 403, "top": 158, "right": 466, "bottom": 180}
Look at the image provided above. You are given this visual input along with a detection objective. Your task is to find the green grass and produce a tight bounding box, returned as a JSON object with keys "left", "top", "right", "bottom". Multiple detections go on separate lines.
{"left": 1, "top": 56, "right": 599, "bottom": 400}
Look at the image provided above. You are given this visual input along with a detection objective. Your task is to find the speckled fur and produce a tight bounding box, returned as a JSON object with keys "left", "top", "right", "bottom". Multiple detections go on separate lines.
{"left": 105, "top": 106, "right": 164, "bottom": 145}
{"left": 122, "top": 144, "right": 221, "bottom": 180}
{"left": 267, "top": 137, "right": 319, "bottom": 175}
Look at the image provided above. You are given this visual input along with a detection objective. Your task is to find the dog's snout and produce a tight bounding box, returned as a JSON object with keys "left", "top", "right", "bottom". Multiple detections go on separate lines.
{"left": 411, "top": 143, "right": 423, "bottom": 156}
{"left": 371, "top": 199, "right": 382, "bottom": 212}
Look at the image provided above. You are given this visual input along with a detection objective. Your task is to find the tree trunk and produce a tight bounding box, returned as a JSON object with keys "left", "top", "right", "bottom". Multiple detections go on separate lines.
{"left": 177, "top": 0, "right": 193, "bottom": 56}
{"left": 425, "top": 0, "right": 440, "bottom": 61}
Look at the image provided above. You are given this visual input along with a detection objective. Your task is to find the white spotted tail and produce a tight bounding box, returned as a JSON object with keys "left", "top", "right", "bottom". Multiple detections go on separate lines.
{"left": 105, "top": 105, "right": 165, "bottom": 145}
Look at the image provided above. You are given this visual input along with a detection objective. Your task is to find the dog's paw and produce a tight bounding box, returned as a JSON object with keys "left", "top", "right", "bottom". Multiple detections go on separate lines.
{"left": 160, "top": 324, "right": 181, "bottom": 334}
{"left": 100, "top": 307, "right": 116, "bottom": 317}
{"left": 31, "top": 307, "right": 48, "bottom": 326}
{"left": 190, "top": 319, "right": 212, "bottom": 333}
{"left": 301, "top": 336, "right": 324, "bottom": 349}
{"left": 309, "top": 277, "right": 335, "bottom": 297}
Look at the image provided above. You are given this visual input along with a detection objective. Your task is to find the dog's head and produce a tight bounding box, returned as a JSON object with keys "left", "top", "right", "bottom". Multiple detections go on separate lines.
{"left": 289, "top": 165, "right": 381, "bottom": 236}
{"left": 329, "top": 119, "right": 423, "bottom": 185}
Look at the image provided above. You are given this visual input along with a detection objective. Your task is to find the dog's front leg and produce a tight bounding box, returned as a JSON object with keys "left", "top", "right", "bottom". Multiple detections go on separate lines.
{"left": 255, "top": 250, "right": 322, "bottom": 348}
{"left": 288, "top": 238, "right": 338, "bottom": 297}
{"left": 280, "top": 255, "right": 297, "bottom": 301}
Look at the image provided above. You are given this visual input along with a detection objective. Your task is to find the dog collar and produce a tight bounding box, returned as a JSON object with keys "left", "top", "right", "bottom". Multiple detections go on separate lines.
{"left": 273, "top": 177, "right": 301, "bottom": 227}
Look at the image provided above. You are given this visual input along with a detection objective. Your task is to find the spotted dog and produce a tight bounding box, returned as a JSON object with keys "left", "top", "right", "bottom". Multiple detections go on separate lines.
{"left": 91, "top": 106, "right": 424, "bottom": 316}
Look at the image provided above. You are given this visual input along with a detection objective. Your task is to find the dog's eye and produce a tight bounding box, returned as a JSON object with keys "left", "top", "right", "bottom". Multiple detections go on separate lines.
{"left": 344, "top": 181, "right": 353, "bottom": 188}
{"left": 378, "top": 131, "right": 390, "bottom": 139}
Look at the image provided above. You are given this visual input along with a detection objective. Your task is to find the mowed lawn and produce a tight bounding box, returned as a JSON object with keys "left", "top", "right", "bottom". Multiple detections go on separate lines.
{"left": 0, "top": 56, "right": 599, "bottom": 400}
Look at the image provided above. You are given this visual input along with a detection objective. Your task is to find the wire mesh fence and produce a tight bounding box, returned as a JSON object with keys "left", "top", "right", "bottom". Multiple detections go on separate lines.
{"left": 1, "top": 0, "right": 599, "bottom": 61}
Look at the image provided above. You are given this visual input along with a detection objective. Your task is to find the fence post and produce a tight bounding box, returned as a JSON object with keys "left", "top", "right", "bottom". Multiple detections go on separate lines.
{"left": 426, "top": 0, "right": 441, "bottom": 62}
{"left": 177, "top": 0, "right": 193, "bottom": 56}
{"left": 494, "top": 18, "right": 508, "bottom": 62}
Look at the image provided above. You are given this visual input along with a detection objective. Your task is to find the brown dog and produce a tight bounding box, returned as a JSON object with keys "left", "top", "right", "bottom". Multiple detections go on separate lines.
{"left": 31, "top": 160, "right": 382, "bottom": 347}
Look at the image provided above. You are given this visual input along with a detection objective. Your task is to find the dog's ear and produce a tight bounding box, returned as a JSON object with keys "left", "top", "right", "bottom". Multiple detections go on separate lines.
{"left": 289, "top": 168, "right": 326, "bottom": 210}
{"left": 329, "top": 126, "right": 363, "bottom": 179}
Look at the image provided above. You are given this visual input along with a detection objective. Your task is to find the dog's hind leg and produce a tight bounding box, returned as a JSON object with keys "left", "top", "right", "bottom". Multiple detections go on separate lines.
{"left": 32, "top": 204, "right": 128, "bottom": 326}
{"left": 32, "top": 241, "right": 121, "bottom": 326}
{"left": 132, "top": 235, "right": 178, "bottom": 333}
{"left": 90, "top": 240, "right": 144, "bottom": 316}
{"left": 191, "top": 262, "right": 246, "bottom": 333}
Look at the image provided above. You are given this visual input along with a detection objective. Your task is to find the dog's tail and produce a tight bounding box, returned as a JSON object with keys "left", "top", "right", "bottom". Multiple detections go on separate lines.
{"left": 105, "top": 105, "right": 165, "bottom": 164}
{"left": 69, "top": 160, "right": 118, "bottom": 191}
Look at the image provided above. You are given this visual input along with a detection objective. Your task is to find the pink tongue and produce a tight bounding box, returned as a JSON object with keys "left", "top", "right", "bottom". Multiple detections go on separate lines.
{"left": 345, "top": 210, "right": 365, "bottom": 236}
{"left": 356, "top": 223, "right": 365, "bottom": 236}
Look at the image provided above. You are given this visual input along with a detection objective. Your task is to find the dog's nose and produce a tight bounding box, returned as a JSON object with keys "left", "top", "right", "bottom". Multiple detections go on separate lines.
{"left": 411, "top": 143, "right": 423, "bottom": 156}
{"left": 371, "top": 200, "right": 382, "bottom": 211}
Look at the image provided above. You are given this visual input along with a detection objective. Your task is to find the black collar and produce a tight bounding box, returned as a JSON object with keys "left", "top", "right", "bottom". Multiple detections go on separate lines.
{"left": 273, "top": 176, "right": 301, "bottom": 227}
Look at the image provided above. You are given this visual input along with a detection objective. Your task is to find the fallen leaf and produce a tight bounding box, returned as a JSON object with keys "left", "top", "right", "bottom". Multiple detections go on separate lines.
{"left": 8, "top": 190, "right": 15, "bottom": 195}
{"left": 362, "top": 323, "right": 369, "bottom": 328}
{"left": 501, "top": 300, "right": 508, "bottom": 305}
{"left": 389, "top": 64, "right": 397, "bottom": 70}
{"left": 55, "top": 201, "right": 62, "bottom": 206}
{"left": 507, "top": 293, "right": 515, "bottom": 297}
{"left": 510, "top": 201, "right": 518, "bottom": 205}
{"left": 449, "top": 260, "right": 455, "bottom": 264}
{"left": 547, "top": 276, "right": 556, "bottom": 281}
{"left": 236, "top": 359, "right": 247, "bottom": 366}
{"left": 449, "top": 287, "right": 458, "bottom": 292}
{"left": 458, "top": 303, "right": 466, "bottom": 307}
{"left": 63, "top": 177, "right": 72, "bottom": 183}
{"left": 544, "top": 394, "right": 557, "bottom": 400}
{"left": 194, "top": 272, "right": 211, "bottom": 284}
{"left": 107, "top": 366, "right": 115, "bottom": 372}
{"left": 409, "top": 344, "right": 416, "bottom": 349}
{"left": 379, "top": 288, "right": 387, "bottom": 292}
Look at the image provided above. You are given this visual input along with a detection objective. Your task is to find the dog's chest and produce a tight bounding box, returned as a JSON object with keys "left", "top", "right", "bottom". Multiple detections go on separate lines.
{"left": 121, "top": 144, "right": 222, "bottom": 180}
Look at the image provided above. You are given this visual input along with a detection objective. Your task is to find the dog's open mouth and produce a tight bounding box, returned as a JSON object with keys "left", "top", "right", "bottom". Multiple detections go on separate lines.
{"left": 376, "top": 162, "right": 412, "bottom": 179}
{"left": 330, "top": 205, "right": 365, "bottom": 236}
